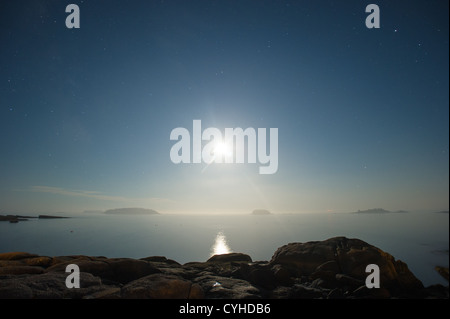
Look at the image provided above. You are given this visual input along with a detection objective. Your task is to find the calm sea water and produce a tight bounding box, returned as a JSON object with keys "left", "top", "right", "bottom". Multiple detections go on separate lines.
{"left": 0, "top": 212, "right": 448, "bottom": 286}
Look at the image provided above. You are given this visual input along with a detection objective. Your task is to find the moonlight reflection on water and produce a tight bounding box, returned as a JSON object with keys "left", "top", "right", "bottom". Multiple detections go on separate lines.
{"left": 211, "top": 231, "right": 232, "bottom": 256}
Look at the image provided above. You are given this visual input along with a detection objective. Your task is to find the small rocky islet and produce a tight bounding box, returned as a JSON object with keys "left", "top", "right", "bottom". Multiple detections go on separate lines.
{"left": 0, "top": 236, "right": 448, "bottom": 299}
{"left": 0, "top": 214, "right": 69, "bottom": 223}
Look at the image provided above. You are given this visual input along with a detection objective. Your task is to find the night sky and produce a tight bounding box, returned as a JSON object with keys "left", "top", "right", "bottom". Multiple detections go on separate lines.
{"left": 0, "top": 0, "right": 448, "bottom": 214}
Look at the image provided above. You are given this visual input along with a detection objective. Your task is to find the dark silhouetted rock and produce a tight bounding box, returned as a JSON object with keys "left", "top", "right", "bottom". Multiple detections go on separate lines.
{"left": 106, "top": 258, "right": 161, "bottom": 284}
{"left": 0, "top": 252, "right": 39, "bottom": 260}
{"left": 0, "top": 266, "right": 45, "bottom": 275}
{"left": 270, "top": 239, "right": 336, "bottom": 275}
{"left": 316, "top": 260, "right": 340, "bottom": 273}
{"left": 335, "top": 273, "right": 363, "bottom": 289}
{"left": 289, "top": 284, "right": 324, "bottom": 298}
{"left": 83, "top": 287, "right": 122, "bottom": 299}
{"left": 38, "top": 215, "right": 69, "bottom": 219}
{"left": 193, "top": 275, "right": 261, "bottom": 299}
{"left": 121, "top": 274, "right": 203, "bottom": 299}
{"left": 423, "top": 284, "right": 449, "bottom": 299}
{"left": 270, "top": 236, "right": 425, "bottom": 296}
{"left": 435, "top": 266, "right": 449, "bottom": 281}
{"left": 0, "top": 215, "right": 31, "bottom": 223}
{"left": 327, "top": 288, "right": 344, "bottom": 299}
{"left": 353, "top": 285, "right": 391, "bottom": 299}
{"left": 45, "top": 256, "right": 160, "bottom": 284}
{"left": 0, "top": 272, "right": 108, "bottom": 299}
{"left": 207, "top": 253, "right": 252, "bottom": 263}
{"left": 45, "top": 258, "right": 112, "bottom": 279}
{"left": 271, "top": 264, "right": 293, "bottom": 286}
{"left": 140, "top": 256, "right": 180, "bottom": 265}
{"left": 24, "top": 256, "right": 54, "bottom": 267}
{"left": 247, "top": 266, "right": 277, "bottom": 289}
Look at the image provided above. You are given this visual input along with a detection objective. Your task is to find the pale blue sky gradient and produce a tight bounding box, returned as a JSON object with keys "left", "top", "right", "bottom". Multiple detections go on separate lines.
{"left": 0, "top": 0, "right": 448, "bottom": 214}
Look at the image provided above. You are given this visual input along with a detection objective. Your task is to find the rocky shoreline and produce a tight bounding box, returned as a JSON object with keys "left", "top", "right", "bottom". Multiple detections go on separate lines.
{"left": 0, "top": 237, "right": 448, "bottom": 299}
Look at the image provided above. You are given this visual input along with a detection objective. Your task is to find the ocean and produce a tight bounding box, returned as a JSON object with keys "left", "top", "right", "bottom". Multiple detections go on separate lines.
{"left": 0, "top": 212, "right": 448, "bottom": 287}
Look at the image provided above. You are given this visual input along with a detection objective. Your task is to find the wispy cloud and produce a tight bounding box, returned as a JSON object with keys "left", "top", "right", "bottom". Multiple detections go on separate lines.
{"left": 28, "top": 185, "right": 172, "bottom": 204}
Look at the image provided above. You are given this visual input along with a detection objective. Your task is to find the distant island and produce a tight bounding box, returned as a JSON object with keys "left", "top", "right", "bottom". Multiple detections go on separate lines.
{"left": 0, "top": 214, "right": 69, "bottom": 223}
{"left": 251, "top": 209, "right": 271, "bottom": 215}
{"left": 0, "top": 215, "right": 31, "bottom": 223}
{"left": 351, "top": 208, "right": 408, "bottom": 214}
{"left": 104, "top": 208, "right": 159, "bottom": 215}
{"left": 38, "top": 215, "right": 70, "bottom": 219}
